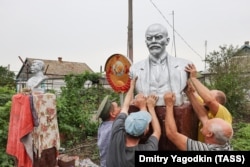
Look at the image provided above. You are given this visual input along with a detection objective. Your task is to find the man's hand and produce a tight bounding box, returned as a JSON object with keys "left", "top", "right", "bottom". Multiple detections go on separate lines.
{"left": 164, "top": 92, "right": 176, "bottom": 107}
{"left": 146, "top": 95, "right": 158, "bottom": 109}
{"left": 130, "top": 76, "right": 138, "bottom": 89}
{"left": 184, "top": 80, "right": 195, "bottom": 94}
{"left": 122, "top": 76, "right": 138, "bottom": 114}
{"left": 185, "top": 64, "right": 197, "bottom": 78}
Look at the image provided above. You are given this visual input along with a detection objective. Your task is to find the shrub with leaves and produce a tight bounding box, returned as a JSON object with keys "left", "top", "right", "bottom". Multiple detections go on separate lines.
{"left": 57, "top": 71, "right": 119, "bottom": 147}
{"left": 0, "top": 66, "right": 15, "bottom": 88}
{"left": 205, "top": 45, "right": 250, "bottom": 117}
{"left": 0, "top": 86, "right": 15, "bottom": 166}
{"left": 231, "top": 122, "right": 250, "bottom": 150}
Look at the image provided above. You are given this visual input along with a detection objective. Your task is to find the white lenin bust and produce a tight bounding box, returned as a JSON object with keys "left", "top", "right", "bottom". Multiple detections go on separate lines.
{"left": 129, "top": 23, "right": 192, "bottom": 106}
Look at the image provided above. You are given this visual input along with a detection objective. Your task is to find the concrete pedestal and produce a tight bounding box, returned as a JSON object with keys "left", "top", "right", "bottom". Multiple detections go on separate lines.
{"left": 129, "top": 102, "right": 198, "bottom": 150}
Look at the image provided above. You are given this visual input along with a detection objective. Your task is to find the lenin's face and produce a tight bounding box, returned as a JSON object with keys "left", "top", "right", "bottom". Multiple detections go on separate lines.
{"left": 145, "top": 25, "right": 169, "bottom": 58}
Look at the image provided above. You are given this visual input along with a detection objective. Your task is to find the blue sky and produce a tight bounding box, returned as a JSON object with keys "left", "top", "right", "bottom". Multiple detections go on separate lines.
{"left": 0, "top": 0, "right": 249, "bottom": 73}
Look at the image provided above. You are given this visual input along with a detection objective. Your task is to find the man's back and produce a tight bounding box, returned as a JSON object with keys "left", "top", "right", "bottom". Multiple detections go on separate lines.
{"left": 106, "top": 113, "right": 158, "bottom": 167}
{"left": 187, "top": 138, "right": 233, "bottom": 151}
{"left": 97, "top": 121, "right": 113, "bottom": 167}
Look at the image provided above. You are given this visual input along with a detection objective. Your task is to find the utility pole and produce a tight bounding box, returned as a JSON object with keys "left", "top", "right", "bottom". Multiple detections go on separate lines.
{"left": 205, "top": 40, "right": 207, "bottom": 70}
{"left": 119, "top": 0, "right": 133, "bottom": 106}
{"left": 127, "top": 0, "right": 133, "bottom": 63}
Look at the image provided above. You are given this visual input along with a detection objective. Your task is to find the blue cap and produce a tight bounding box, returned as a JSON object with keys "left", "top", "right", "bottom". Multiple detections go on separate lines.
{"left": 125, "top": 111, "right": 152, "bottom": 137}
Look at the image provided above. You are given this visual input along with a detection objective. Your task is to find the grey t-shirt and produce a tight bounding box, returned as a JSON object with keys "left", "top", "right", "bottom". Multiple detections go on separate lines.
{"left": 187, "top": 138, "right": 233, "bottom": 151}
{"left": 106, "top": 113, "right": 158, "bottom": 167}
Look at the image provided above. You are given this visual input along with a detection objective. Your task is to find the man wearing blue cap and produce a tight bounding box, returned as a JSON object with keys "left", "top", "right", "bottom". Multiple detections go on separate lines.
{"left": 106, "top": 77, "right": 161, "bottom": 167}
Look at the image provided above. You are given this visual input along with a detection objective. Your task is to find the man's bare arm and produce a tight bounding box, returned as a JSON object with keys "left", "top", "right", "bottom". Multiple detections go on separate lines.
{"left": 147, "top": 95, "right": 161, "bottom": 140}
{"left": 121, "top": 77, "right": 137, "bottom": 115}
{"left": 185, "top": 81, "right": 209, "bottom": 125}
{"left": 164, "top": 92, "right": 187, "bottom": 151}
{"left": 185, "top": 64, "right": 219, "bottom": 114}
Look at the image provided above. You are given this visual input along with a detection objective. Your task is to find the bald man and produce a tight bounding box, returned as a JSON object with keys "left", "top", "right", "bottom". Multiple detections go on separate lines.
{"left": 185, "top": 63, "right": 232, "bottom": 142}
{"left": 129, "top": 23, "right": 192, "bottom": 106}
{"left": 164, "top": 92, "right": 233, "bottom": 151}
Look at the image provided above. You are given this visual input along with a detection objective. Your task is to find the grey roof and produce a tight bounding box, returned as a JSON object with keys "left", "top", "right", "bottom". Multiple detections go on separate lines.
{"left": 16, "top": 57, "right": 93, "bottom": 81}
{"left": 239, "top": 41, "right": 250, "bottom": 50}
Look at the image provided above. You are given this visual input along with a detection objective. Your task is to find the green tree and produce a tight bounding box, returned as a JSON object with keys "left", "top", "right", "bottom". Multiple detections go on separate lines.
{"left": 0, "top": 87, "right": 15, "bottom": 166}
{"left": 204, "top": 45, "right": 250, "bottom": 117}
{"left": 0, "top": 67, "right": 15, "bottom": 165}
{"left": 0, "top": 66, "right": 15, "bottom": 88}
{"left": 57, "top": 71, "right": 119, "bottom": 147}
{"left": 231, "top": 122, "right": 250, "bottom": 150}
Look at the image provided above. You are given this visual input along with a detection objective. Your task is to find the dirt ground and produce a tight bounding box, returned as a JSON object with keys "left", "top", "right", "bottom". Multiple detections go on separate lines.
{"left": 62, "top": 137, "right": 100, "bottom": 166}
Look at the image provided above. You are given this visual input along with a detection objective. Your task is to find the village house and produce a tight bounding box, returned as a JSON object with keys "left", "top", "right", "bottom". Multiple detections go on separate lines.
{"left": 231, "top": 41, "right": 250, "bottom": 72}
{"left": 15, "top": 57, "right": 94, "bottom": 93}
{"left": 201, "top": 41, "right": 250, "bottom": 80}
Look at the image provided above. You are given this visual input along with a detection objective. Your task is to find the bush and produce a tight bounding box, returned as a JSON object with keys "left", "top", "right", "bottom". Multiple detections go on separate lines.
{"left": 57, "top": 72, "right": 119, "bottom": 147}
{"left": 205, "top": 45, "right": 250, "bottom": 117}
{"left": 231, "top": 122, "right": 250, "bottom": 150}
{"left": 0, "top": 100, "right": 14, "bottom": 166}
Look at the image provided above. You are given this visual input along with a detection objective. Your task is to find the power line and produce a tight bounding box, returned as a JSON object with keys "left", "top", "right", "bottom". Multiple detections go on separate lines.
{"left": 149, "top": 0, "right": 203, "bottom": 60}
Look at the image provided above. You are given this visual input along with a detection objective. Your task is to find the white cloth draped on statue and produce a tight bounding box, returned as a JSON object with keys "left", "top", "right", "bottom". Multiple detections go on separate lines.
{"left": 32, "top": 92, "right": 60, "bottom": 158}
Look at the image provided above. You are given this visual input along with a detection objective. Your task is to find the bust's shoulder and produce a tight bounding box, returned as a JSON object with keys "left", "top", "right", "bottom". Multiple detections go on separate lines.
{"left": 169, "top": 55, "right": 192, "bottom": 67}
{"left": 27, "top": 75, "right": 47, "bottom": 89}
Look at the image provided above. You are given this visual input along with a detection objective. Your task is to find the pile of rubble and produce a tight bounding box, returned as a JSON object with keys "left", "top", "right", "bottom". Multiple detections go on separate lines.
{"left": 57, "top": 154, "right": 99, "bottom": 167}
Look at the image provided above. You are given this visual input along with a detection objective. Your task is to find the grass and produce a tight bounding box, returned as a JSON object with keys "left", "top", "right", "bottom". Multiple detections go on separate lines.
{"left": 231, "top": 121, "right": 250, "bottom": 151}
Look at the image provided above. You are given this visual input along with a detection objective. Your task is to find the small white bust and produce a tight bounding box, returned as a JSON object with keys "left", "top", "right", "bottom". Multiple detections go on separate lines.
{"left": 26, "top": 60, "right": 47, "bottom": 90}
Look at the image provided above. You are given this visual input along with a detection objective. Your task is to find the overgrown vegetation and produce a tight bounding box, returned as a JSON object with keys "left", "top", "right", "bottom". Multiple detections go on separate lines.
{"left": 0, "top": 66, "right": 15, "bottom": 88}
{"left": 57, "top": 71, "right": 119, "bottom": 148}
{"left": 0, "top": 66, "right": 16, "bottom": 166}
{"left": 231, "top": 122, "right": 250, "bottom": 151}
{"left": 204, "top": 45, "right": 250, "bottom": 117}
